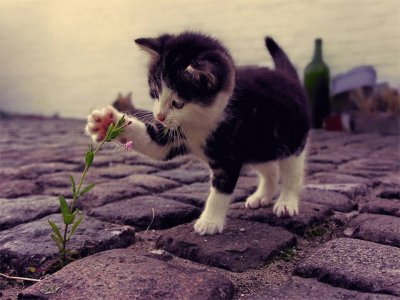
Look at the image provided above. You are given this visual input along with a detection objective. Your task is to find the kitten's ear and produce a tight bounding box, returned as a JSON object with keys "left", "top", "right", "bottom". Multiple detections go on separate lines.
{"left": 126, "top": 92, "right": 132, "bottom": 100}
{"left": 185, "top": 62, "right": 217, "bottom": 90}
{"left": 134, "top": 38, "right": 160, "bottom": 59}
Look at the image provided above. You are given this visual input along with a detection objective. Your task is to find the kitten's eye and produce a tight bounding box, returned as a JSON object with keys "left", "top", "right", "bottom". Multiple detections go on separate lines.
{"left": 171, "top": 100, "right": 185, "bottom": 109}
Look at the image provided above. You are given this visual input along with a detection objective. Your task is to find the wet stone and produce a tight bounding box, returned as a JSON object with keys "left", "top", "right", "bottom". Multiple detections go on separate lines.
{"left": 360, "top": 198, "right": 400, "bottom": 217}
{"left": 156, "top": 219, "right": 296, "bottom": 272}
{"left": 0, "top": 180, "right": 43, "bottom": 198}
{"left": 0, "top": 196, "right": 61, "bottom": 230}
{"left": 88, "top": 196, "right": 201, "bottom": 230}
{"left": 346, "top": 214, "right": 400, "bottom": 247}
{"left": 229, "top": 201, "right": 332, "bottom": 234}
{"left": 294, "top": 238, "right": 400, "bottom": 296}
{"left": 248, "top": 276, "right": 395, "bottom": 300}
{"left": 301, "top": 188, "right": 354, "bottom": 212}
{"left": 77, "top": 181, "right": 148, "bottom": 210}
{"left": 305, "top": 183, "right": 368, "bottom": 198}
{"left": 19, "top": 249, "right": 234, "bottom": 300}
{"left": 0, "top": 214, "right": 135, "bottom": 277}
{"left": 156, "top": 168, "right": 209, "bottom": 184}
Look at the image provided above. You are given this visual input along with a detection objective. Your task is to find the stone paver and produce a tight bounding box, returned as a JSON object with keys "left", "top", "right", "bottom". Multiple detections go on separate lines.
{"left": 156, "top": 219, "right": 296, "bottom": 272}
{"left": 156, "top": 168, "right": 210, "bottom": 184}
{"left": 229, "top": 201, "right": 332, "bottom": 234}
{"left": 294, "top": 238, "right": 400, "bottom": 296}
{"left": 37, "top": 171, "right": 104, "bottom": 188}
{"left": 378, "top": 189, "right": 400, "bottom": 200}
{"left": 308, "top": 172, "right": 374, "bottom": 186}
{"left": 360, "top": 197, "right": 400, "bottom": 217}
{"left": 247, "top": 277, "right": 395, "bottom": 300}
{"left": 1, "top": 117, "right": 399, "bottom": 299}
{"left": 301, "top": 188, "right": 354, "bottom": 212}
{"left": 19, "top": 249, "right": 234, "bottom": 300}
{"left": 0, "top": 196, "right": 61, "bottom": 230}
{"left": 161, "top": 191, "right": 209, "bottom": 207}
{"left": 305, "top": 183, "right": 368, "bottom": 198}
{"left": 346, "top": 214, "right": 400, "bottom": 247}
{"left": 92, "top": 164, "right": 157, "bottom": 179}
{"left": 76, "top": 181, "right": 148, "bottom": 209}
{"left": 0, "top": 179, "right": 43, "bottom": 198}
{"left": 120, "top": 173, "right": 181, "bottom": 193}
{"left": 0, "top": 214, "right": 135, "bottom": 277}
{"left": 88, "top": 196, "right": 201, "bottom": 230}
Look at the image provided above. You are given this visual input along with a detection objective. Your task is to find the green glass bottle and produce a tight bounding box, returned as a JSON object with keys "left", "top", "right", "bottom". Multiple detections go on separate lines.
{"left": 304, "top": 38, "right": 331, "bottom": 129}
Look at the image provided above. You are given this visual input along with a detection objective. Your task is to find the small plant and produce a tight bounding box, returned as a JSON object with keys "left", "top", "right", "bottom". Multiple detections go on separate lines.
{"left": 48, "top": 115, "right": 132, "bottom": 266}
{"left": 278, "top": 247, "right": 297, "bottom": 262}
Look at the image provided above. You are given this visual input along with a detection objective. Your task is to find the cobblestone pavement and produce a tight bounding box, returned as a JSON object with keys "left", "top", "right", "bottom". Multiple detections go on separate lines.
{"left": 0, "top": 116, "right": 399, "bottom": 299}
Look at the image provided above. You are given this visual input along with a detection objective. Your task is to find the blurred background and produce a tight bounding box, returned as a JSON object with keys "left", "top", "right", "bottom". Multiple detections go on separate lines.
{"left": 0, "top": 0, "right": 399, "bottom": 122}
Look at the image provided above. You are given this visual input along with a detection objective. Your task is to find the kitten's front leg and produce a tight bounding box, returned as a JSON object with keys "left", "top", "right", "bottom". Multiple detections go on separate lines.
{"left": 85, "top": 106, "right": 173, "bottom": 160}
{"left": 194, "top": 165, "right": 241, "bottom": 235}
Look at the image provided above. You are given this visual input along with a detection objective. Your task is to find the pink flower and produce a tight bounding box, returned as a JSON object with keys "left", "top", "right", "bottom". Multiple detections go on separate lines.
{"left": 123, "top": 141, "right": 133, "bottom": 151}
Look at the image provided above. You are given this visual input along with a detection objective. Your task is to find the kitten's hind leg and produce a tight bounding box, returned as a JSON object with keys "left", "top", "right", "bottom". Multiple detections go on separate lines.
{"left": 245, "top": 161, "right": 279, "bottom": 209}
{"left": 273, "top": 150, "right": 306, "bottom": 217}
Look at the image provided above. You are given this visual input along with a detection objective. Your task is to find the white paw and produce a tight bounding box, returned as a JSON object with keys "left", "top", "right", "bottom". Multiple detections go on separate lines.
{"left": 273, "top": 196, "right": 299, "bottom": 217}
{"left": 245, "top": 192, "right": 273, "bottom": 209}
{"left": 194, "top": 216, "right": 225, "bottom": 235}
{"left": 85, "top": 106, "right": 121, "bottom": 143}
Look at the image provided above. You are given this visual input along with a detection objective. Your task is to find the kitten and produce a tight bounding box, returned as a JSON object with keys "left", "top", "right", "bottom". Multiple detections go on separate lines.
{"left": 112, "top": 92, "right": 135, "bottom": 113}
{"left": 86, "top": 32, "right": 310, "bottom": 235}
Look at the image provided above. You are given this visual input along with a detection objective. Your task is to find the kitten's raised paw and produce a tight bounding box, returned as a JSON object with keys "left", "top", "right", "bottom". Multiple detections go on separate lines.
{"left": 85, "top": 106, "right": 120, "bottom": 143}
{"left": 194, "top": 217, "right": 225, "bottom": 235}
{"left": 273, "top": 197, "right": 299, "bottom": 217}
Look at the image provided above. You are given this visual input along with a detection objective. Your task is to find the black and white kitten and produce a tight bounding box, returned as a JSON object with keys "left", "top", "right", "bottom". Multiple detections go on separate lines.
{"left": 86, "top": 32, "right": 310, "bottom": 235}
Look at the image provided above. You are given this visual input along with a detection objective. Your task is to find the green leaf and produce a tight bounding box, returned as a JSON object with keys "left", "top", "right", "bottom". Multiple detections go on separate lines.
{"left": 69, "top": 175, "right": 76, "bottom": 196}
{"left": 59, "top": 196, "right": 69, "bottom": 219}
{"left": 65, "top": 214, "right": 75, "bottom": 225}
{"left": 85, "top": 148, "right": 94, "bottom": 168}
{"left": 105, "top": 123, "right": 115, "bottom": 142}
{"left": 67, "top": 216, "right": 83, "bottom": 240}
{"left": 65, "top": 249, "right": 80, "bottom": 255}
{"left": 51, "top": 233, "right": 64, "bottom": 251}
{"left": 108, "top": 128, "right": 123, "bottom": 140}
{"left": 48, "top": 220, "right": 63, "bottom": 242}
{"left": 59, "top": 196, "right": 74, "bottom": 225}
{"left": 116, "top": 115, "right": 126, "bottom": 128}
{"left": 79, "top": 183, "right": 95, "bottom": 196}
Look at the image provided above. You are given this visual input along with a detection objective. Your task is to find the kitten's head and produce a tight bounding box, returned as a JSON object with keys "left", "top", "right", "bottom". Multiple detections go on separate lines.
{"left": 135, "top": 32, "right": 235, "bottom": 129}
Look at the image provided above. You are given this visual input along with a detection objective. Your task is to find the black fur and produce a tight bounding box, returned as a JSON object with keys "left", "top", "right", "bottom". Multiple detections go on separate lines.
{"left": 135, "top": 32, "right": 310, "bottom": 194}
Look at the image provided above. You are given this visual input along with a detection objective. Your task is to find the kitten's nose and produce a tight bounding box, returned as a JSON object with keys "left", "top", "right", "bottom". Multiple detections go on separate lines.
{"left": 156, "top": 113, "right": 166, "bottom": 122}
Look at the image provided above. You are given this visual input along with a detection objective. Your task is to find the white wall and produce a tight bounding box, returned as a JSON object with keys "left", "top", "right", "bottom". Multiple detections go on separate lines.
{"left": 0, "top": 0, "right": 399, "bottom": 117}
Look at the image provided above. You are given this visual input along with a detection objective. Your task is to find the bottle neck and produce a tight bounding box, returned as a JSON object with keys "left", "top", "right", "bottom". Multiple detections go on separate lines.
{"left": 313, "top": 39, "right": 323, "bottom": 62}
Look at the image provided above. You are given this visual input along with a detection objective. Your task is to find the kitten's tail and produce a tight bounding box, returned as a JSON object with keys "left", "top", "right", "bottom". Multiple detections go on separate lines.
{"left": 265, "top": 37, "right": 300, "bottom": 82}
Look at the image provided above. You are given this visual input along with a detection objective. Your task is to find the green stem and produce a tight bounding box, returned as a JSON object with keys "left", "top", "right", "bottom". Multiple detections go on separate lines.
{"left": 69, "top": 139, "right": 107, "bottom": 212}
{"left": 59, "top": 118, "right": 130, "bottom": 265}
